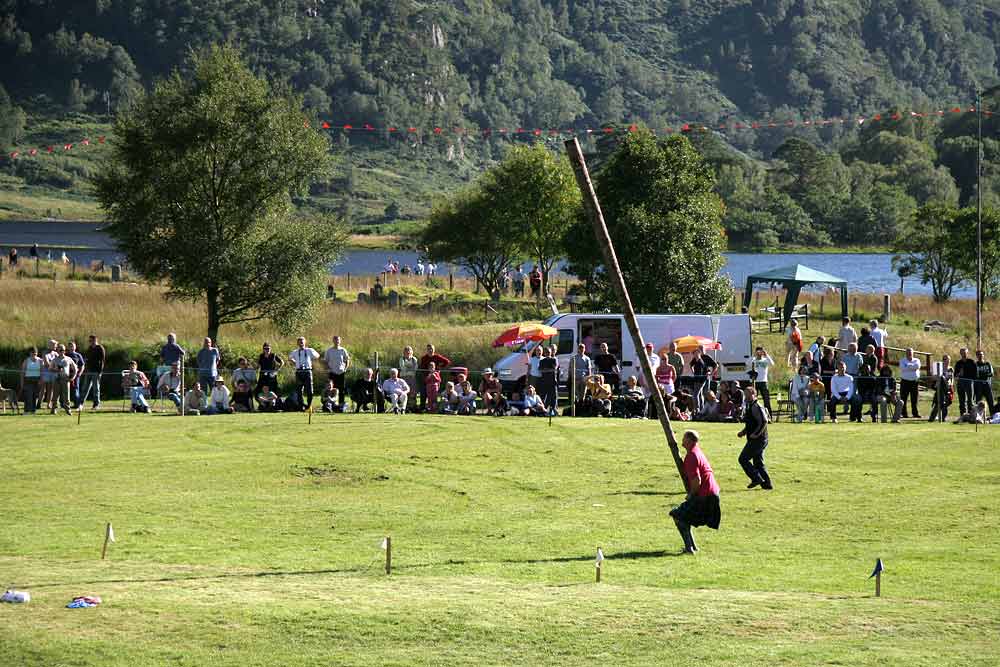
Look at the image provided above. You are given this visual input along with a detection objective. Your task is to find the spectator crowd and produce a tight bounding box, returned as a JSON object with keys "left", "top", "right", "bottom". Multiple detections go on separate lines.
{"left": 3, "top": 317, "right": 996, "bottom": 426}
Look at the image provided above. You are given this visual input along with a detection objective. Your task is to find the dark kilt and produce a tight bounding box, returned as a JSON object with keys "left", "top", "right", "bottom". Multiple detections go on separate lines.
{"left": 669, "top": 494, "right": 721, "bottom": 530}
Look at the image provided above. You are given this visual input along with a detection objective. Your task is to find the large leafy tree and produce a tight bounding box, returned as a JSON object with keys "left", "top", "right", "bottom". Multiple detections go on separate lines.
{"left": 480, "top": 143, "right": 581, "bottom": 295}
{"left": 567, "top": 128, "right": 731, "bottom": 313}
{"left": 422, "top": 187, "right": 520, "bottom": 296}
{"left": 949, "top": 206, "right": 1000, "bottom": 300}
{"left": 892, "top": 202, "right": 965, "bottom": 303}
{"left": 94, "top": 45, "right": 346, "bottom": 342}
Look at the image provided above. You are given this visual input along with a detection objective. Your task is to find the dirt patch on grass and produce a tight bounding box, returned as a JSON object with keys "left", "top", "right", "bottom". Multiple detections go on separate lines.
{"left": 288, "top": 464, "right": 390, "bottom": 485}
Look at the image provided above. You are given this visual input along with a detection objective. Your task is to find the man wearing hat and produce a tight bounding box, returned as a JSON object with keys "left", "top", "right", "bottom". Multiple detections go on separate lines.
{"left": 479, "top": 368, "right": 503, "bottom": 415}
{"left": 668, "top": 430, "right": 721, "bottom": 554}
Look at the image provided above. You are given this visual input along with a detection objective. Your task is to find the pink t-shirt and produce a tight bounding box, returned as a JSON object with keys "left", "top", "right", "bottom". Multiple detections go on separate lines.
{"left": 684, "top": 445, "right": 720, "bottom": 497}
{"left": 656, "top": 363, "right": 677, "bottom": 388}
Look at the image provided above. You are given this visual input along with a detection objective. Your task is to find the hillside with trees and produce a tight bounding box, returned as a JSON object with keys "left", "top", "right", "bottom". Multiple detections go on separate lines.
{"left": 1, "top": 0, "right": 998, "bottom": 248}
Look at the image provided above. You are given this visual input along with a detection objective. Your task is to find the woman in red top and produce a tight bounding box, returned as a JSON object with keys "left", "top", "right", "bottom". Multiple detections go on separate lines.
{"left": 668, "top": 430, "right": 721, "bottom": 554}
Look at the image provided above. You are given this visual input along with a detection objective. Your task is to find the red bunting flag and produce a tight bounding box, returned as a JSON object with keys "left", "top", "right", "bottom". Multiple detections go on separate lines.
{"left": 98, "top": 136, "right": 105, "bottom": 143}
{"left": 46, "top": 146, "right": 54, "bottom": 153}
{"left": 343, "top": 124, "right": 353, "bottom": 130}
{"left": 321, "top": 121, "right": 331, "bottom": 129}
{"left": 9, "top": 151, "right": 18, "bottom": 159}
{"left": 29, "top": 149, "right": 37, "bottom": 156}
{"left": 64, "top": 143, "right": 73, "bottom": 151}
{"left": 681, "top": 124, "right": 691, "bottom": 132}
{"left": 433, "top": 127, "right": 442, "bottom": 134}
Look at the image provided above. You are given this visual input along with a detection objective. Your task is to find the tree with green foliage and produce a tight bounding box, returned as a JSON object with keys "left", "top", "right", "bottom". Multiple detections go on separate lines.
{"left": 566, "top": 129, "right": 730, "bottom": 313}
{"left": 0, "top": 83, "right": 26, "bottom": 150}
{"left": 949, "top": 207, "right": 1000, "bottom": 300}
{"left": 481, "top": 143, "right": 581, "bottom": 295}
{"left": 422, "top": 187, "right": 520, "bottom": 296}
{"left": 94, "top": 45, "right": 345, "bottom": 343}
{"left": 892, "top": 202, "right": 964, "bottom": 303}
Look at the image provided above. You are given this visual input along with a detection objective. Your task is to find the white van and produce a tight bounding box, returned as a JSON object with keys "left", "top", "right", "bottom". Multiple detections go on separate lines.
{"left": 494, "top": 313, "right": 753, "bottom": 391}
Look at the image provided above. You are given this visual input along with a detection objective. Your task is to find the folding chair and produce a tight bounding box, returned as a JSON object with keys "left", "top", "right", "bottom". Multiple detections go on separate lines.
{"left": 121, "top": 370, "right": 151, "bottom": 412}
{"left": 152, "top": 365, "right": 173, "bottom": 412}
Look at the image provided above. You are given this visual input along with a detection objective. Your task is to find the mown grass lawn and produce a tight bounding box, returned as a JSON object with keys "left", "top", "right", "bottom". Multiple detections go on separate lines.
{"left": 1, "top": 414, "right": 997, "bottom": 666}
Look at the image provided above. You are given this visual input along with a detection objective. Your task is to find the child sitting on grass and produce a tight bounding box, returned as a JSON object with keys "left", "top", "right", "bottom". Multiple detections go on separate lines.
{"left": 440, "top": 381, "right": 460, "bottom": 414}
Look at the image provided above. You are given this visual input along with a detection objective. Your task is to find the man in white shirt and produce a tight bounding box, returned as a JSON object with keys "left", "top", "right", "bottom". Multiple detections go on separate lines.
{"left": 157, "top": 362, "right": 184, "bottom": 413}
{"left": 829, "top": 362, "right": 859, "bottom": 423}
{"left": 837, "top": 317, "right": 858, "bottom": 350}
{"left": 640, "top": 342, "right": 660, "bottom": 397}
{"left": 747, "top": 347, "right": 774, "bottom": 413}
{"left": 869, "top": 319, "right": 888, "bottom": 368}
{"left": 289, "top": 336, "right": 320, "bottom": 411}
{"left": 898, "top": 347, "right": 922, "bottom": 418}
{"left": 381, "top": 368, "right": 411, "bottom": 414}
{"left": 49, "top": 344, "right": 78, "bottom": 415}
{"left": 324, "top": 335, "right": 351, "bottom": 411}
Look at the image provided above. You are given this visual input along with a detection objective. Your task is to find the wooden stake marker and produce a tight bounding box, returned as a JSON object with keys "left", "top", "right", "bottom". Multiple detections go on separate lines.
{"left": 101, "top": 522, "right": 115, "bottom": 560}
{"left": 595, "top": 547, "right": 604, "bottom": 583}
{"left": 384, "top": 536, "right": 392, "bottom": 575}
{"left": 869, "top": 558, "right": 884, "bottom": 597}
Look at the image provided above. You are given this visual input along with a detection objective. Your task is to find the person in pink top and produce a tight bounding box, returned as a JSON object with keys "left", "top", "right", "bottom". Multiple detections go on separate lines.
{"left": 668, "top": 430, "right": 721, "bottom": 554}
{"left": 424, "top": 361, "right": 441, "bottom": 414}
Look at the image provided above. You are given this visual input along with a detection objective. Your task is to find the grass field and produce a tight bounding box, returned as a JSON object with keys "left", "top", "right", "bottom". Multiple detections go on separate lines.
{"left": 1, "top": 415, "right": 997, "bottom": 665}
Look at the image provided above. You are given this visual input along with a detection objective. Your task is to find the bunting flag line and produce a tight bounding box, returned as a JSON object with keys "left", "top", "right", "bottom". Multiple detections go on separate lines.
{"left": 4, "top": 103, "right": 996, "bottom": 164}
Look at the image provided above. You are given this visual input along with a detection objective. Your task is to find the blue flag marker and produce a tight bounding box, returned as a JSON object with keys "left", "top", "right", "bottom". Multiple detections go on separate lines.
{"left": 869, "top": 558, "right": 884, "bottom": 597}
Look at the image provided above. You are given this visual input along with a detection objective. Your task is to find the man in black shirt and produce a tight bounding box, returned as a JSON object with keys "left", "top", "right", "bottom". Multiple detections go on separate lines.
{"left": 975, "top": 350, "right": 995, "bottom": 415}
{"left": 593, "top": 342, "right": 620, "bottom": 392}
{"left": 255, "top": 342, "right": 284, "bottom": 406}
{"left": 737, "top": 385, "right": 772, "bottom": 490}
{"left": 954, "top": 348, "right": 978, "bottom": 416}
{"left": 81, "top": 334, "right": 106, "bottom": 410}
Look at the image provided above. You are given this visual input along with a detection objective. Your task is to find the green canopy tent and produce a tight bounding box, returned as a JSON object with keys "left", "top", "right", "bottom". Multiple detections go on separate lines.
{"left": 742, "top": 264, "right": 848, "bottom": 326}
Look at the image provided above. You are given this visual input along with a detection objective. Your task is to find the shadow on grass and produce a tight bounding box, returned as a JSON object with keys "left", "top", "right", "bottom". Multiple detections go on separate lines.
{"left": 608, "top": 490, "right": 687, "bottom": 497}
{"left": 26, "top": 550, "right": 682, "bottom": 588}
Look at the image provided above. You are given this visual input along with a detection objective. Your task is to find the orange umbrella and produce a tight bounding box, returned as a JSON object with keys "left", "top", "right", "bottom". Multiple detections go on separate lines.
{"left": 492, "top": 323, "right": 559, "bottom": 348}
{"left": 670, "top": 335, "right": 722, "bottom": 354}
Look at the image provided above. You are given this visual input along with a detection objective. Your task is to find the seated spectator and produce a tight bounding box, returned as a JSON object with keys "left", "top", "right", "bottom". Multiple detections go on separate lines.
{"left": 231, "top": 380, "right": 255, "bottom": 413}
{"left": 695, "top": 391, "right": 721, "bottom": 421}
{"left": 256, "top": 384, "right": 281, "bottom": 412}
{"left": 819, "top": 347, "right": 837, "bottom": 396}
{"left": 157, "top": 362, "right": 184, "bottom": 413}
{"left": 829, "top": 362, "right": 860, "bottom": 423}
{"left": 440, "top": 381, "right": 461, "bottom": 414}
{"left": 351, "top": 368, "right": 380, "bottom": 413}
{"left": 807, "top": 373, "right": 826, "bottom": 423}
{"left": 382, "top": 368, "right": 411, "bottom": 414}
{"left": 457, "top": 381, "right": 478, "bottom": 415}
{"left": 614, "top": 376, "right": 647, "bottom": 419}
{"left": 861, "top": 345, "right": 879, "bottom": 376}
{"left": 206, "top": 378, "right": 233, "bottom": 414}
{"left": 478, "top": 368, "right": 503, "bottom": 415}
{"left": 123, "top": 360, "right": 151, "bottom": 413}
{"left": 520, "top": 384, "right": 547, "bottom": 416}
{"left": 184, "top": 382, "right": 208, "bottom": 415}
{"left": 856, "top": 364, "right": 877, "bottom": 419}
{"left": 506, "top": 390, "right": 527, "bottom": 415}
{"left": 799, "top": 350, "right": 820, "bottom": 378}
{"left": 842, "top": 343, "right": 864, "bottom": 377}
{"left": 670, "top": 402, "right": 692, "bottom": 421}
{"left": 232, "top": 357, "right": 257, "bottom": 389}
{"left": 873, "top": 365, "right": 902, "bottom": 423}
{"left": 790, "top": 365, "right": 811, "bottom": 423}
{"left": 585, "top": 374, "right": 613, "bottom": 417}
{"left": 955, "top": 401, "right": 988, "bottom": 425}
{"left": 321, "top": 381, "right": 340, "bottom": 413}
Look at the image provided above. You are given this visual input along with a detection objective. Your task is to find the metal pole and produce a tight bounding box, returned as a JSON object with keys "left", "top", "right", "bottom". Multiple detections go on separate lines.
{"left": 564, "top": 138, "right": 687, "bottom": 492}
{"left": 976, "top": 90, "right": 983, "bottom": 351}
